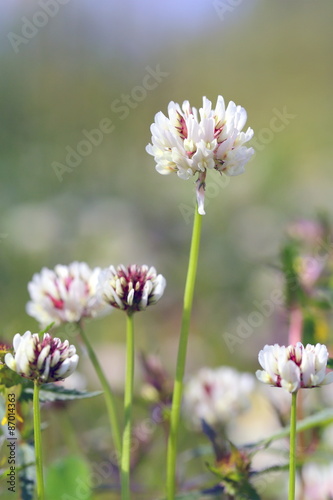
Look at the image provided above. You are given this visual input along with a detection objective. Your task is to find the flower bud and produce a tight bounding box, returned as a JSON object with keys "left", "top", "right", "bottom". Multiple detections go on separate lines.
{"left": 99, "top": 264, "right": 166, "bottom": 313}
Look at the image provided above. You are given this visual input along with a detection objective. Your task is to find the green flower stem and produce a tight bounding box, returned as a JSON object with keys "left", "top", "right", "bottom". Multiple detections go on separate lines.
{"left": 289, "top": 391, "right": 298, "bottom": 500}
{"left": 121, "top": 312, "right": 135, "bottom": 500}
{"left": 166, "top": 207, "right": 203, "bottom": 500}
{"left": 33, "top": 380, "right": 45, "bottom": 500}
{"left": 77, "top": 322, "right": 122, "bottom": 460}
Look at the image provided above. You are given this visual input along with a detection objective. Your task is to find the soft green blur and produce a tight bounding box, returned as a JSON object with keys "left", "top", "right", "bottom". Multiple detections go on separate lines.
{"left": 1, "top": 1, "right": 333, "bottom": 498}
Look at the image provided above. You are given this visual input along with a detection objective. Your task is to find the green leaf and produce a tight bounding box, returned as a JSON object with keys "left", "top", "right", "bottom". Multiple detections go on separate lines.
{"left": 302, "top": 314, "right": 316, "bottom": 346}
{"left": 327, "top": 358, "right": 333, "bottom": 369}
{"left": 22, "top": 384, "right": 103, "bottom": 402}
{"left": 252, "top": 463, "right": 289, "bottom": 476}
{"left": 45, "top": 455, "right": 92, "bottom": 500}
{"left": 236, "top": 482, "right": 261, "bottom": 500}
{"left": 280, "top": 243, "right": 304, "bottom": 308}
{"left": 308, "top": 297, "right": 332, "bottom": 310}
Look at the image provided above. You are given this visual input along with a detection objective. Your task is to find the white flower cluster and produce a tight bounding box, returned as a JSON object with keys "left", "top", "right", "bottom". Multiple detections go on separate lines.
{"left": 99, "top": 264, "right": 166, "bottom": 313}
{"left": 256, "top": 342, "right": 333, "bottom": 393}
{"left": 26, "top": 262, "right": 110, "bottom": 327}
{"left": 146, "top": 95, "right": 254, "bottom": 214}
{"left": 5, "top": 331, "right": 79, "bottom": 383}
{"left": 183, "top": 366, "right": 255, "bottom": 430}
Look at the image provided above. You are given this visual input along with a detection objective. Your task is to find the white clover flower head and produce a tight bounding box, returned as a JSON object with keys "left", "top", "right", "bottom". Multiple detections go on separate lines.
{"left": 5, "top": 331, "right": 79, "bottom": 383}
{"left": 256, "top": 342, "right": 333, "bottom": 393}
{"left": 146, "top": 95, "right": 254, "bottom": 215}
{"left": 99, "top": 264, "right": 166, "bottom": 313}
{"left": 26, "top": 262, "right": 111, "bottom": 327}
{"left": 183, "top": 366, "right": 255, "bottom": 430}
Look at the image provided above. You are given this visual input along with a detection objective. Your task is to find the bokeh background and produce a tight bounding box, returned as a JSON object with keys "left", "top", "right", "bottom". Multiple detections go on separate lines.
{"left": 1, "top": 0, "right": 333, "bottom": 498}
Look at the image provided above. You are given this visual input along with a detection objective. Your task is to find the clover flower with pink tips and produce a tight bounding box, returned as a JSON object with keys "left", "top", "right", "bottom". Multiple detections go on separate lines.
{"left": 256, "top": 342, "right": 333, "bottom": 393}
{"left": 5, "top": 331, "right": 79, "bottom": 383}
{"left": 26, "top": 262, "right": 110, "bottom": 327}
{"left": 99, "top": 264, "right": 166, "bottom": 313}
{"left": 146, "top": 95, "right": 254, "bottom": 215}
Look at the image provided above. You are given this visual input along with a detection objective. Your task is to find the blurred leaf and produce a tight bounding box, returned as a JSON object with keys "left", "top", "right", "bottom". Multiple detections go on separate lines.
{"left": 18, "top": 443, "right": 36, "bottom": 500}
{"left": 45, "top": 455, "right": 92, "bottom": 500}
{"left": 247, "top": 408, "right": 333, "bottom": 449}
{"left": 308, "top": 297, "right": 332, "bottom": 311}
{"left": 206, "top": 463, "right": 259, "bottom": 500}
{"left": 252, "top": 463, "right": 289, "bottom": 476}
{"left": 302, "top": 313, "right": 316, "bottom": 345}
{"left": 280, "top": 242, "right": 304, "bottom": 308}
{"left": 23, "top": 384, "right": 102, "bottom": 402}
{"left": 0, "top": 364, "right": 23, "bottom": 388}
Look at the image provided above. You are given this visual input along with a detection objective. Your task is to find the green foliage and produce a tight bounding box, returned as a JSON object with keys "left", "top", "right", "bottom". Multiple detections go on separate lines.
{"left": 302, "top": 313, "right": 316, "bottom": 346}
{"left": 280, "top": 242, "right": 304, "bottom": 309}
{"left": 246, "top": 408, "right": 333, "bottom": 449}
{"left": 45, "top": 455, "right": 92, "bottom": 500}
{"left": 205, "top": 440, "right": 260, "bottom": 500}
{"left": 22, "top": 384, "right": 103, "bottom": 403}
{"left": 0, "top": 363, "right": 22, "bottom": 389}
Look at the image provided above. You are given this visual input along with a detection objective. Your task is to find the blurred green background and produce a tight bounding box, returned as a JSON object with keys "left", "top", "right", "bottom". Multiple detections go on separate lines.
{"left": 1, "top": 0, "right": 333, "bottom": 498}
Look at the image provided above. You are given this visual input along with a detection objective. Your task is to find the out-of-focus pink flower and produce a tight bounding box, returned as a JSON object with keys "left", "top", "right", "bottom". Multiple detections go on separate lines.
{"left": 26, "top": 262, "right": 110, "bottom": 327}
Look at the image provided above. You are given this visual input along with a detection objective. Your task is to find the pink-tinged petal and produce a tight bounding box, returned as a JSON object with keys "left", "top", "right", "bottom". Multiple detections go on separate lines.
{"left": 256, "top": 341, "right": 333, "bottom": 393}
{"left": 26, "top": 262, "right": 110, "bottom": 327}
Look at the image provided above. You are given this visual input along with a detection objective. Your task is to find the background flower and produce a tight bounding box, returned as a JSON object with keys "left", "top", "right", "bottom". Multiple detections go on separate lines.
{"left": 5, "top": 331, "right": 79, "bottom": 383}
{"left": 26, "top": 262, "right": 110, "bottom": 327}
{"left": 183, "top": 366, "right": 255, "bottom": 430}
{"left": 301, "top": 462, "right": 333, "bottom": 500}
{"left": 146, "top": 96, "right": 254, "bottom": 214}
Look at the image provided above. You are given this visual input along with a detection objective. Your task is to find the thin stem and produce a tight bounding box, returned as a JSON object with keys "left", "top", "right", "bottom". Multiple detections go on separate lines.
{"left": 166, "top": 208, "right": 203, "bottom": 500}
{"left": 33, "top": 380, "right": 45, "bottom": 500}
{"left": 121, "top": 313, "right": 135, "bottom": 500}
{"left": 289, "top": 391, "right": 298, "bottom": 500}
{"left": 77, "top": 322, "right": 122, "bottom": 460}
